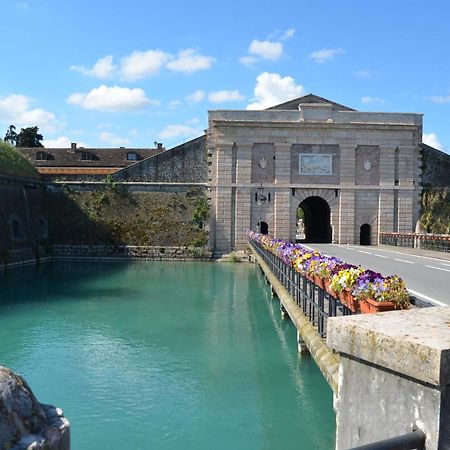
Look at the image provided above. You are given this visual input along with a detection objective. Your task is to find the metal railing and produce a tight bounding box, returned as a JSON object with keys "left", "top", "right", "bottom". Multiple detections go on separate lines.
{"left": 250, "top": 240, "right": 354, "bottom": 338}
{"left": 380, "top": 232, "right": 450, "bottom": 252}
{"left": 347, "top": 430, "right": 425, "bottom": 450}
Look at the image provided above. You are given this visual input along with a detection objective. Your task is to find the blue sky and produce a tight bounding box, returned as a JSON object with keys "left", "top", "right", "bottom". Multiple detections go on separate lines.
{"left": 1, "top": 0, "right": 449, "bottom": 153}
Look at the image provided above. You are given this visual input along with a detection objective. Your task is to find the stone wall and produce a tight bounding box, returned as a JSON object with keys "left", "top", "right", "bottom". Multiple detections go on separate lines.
{"left": 421, "top": 144, "right": 450, "bottom": 187}
{"left": 47, "top": 186, "right": 209, "bottom": 248}
{"left": 52, "top": 245, "right": 212, "bottom": 260}
{"left": 0, "top": 175, "right": 49, "bottom": 266}
{"left": 112, "top": 136, "right": 207, "bottom": 183}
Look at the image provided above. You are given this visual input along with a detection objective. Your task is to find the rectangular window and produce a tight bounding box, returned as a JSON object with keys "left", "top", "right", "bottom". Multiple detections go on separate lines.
{"left": 299, "top": 154, "right": 332, "bottom": 175}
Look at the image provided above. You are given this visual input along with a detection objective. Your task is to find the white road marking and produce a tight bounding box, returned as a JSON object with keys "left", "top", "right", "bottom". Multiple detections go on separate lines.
{"left": 374, "top": 254, "right": 389, "bottom": 259}
{"left": 393, "top": 258, "right": 414, "bottom": 264}
{"left": 358, "top": 250, "right": 372, "bottom": 255}
{"left": 425, "top": 265, "right": 450, "bottom": 273}
{"left": 440, "top": 263, "right": 450, "bottom": 267}
{"left": 408, "top": 289, "right": 447, "bottom": 307}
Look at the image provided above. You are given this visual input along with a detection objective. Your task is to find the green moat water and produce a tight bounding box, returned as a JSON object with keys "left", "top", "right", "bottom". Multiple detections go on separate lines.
{"left": 0, "top": 261, "right": 335, "bottom": 449}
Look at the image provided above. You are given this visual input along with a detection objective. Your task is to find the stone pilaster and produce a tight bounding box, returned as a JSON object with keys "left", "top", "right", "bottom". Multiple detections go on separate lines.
{"left": 339, "top": 189, "right": 355, "bottom": 244}
{"left": 339, "top": 145, "right": 356, "bottom": 185}
{"left": 397, "top": 189, "right": 415, "bottom": 233}
{"left": 236, "top": 143, "right": 252, "bottom": 184}
{"left": 215, "top": 143, "right": 234, "bottom": 185}
{"left": 234, "top": 188, "right": 252, "bottom": 250}
{"left": 398, "top": 145, "right": 419, "bottom": 187}
{"left": 214, "top": 187, "right": 233, "bottom": 253}
{"left": 274, "top": 143, "right": 292, "bottom": 184}
{"left": 379, "top": 146, "right": 396, "bottom": 186}
{"left": 378, "top": 191, "right": 395, "bottom": 239}
{"left": 274, "top": 189, "right": 291, "bottom": 240}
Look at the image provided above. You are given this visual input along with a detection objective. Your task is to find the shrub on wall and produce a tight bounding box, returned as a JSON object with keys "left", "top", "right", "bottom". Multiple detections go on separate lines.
{"left": 420, "top": 188, "right": 450, "bottom": 234}
{"left": 0, "top": 140, "right": 39, "bottom": 178}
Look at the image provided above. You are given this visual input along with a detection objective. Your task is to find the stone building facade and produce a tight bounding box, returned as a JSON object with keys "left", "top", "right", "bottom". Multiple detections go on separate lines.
{"left": 208, "top": 95, "right": 423, "bottom": 254}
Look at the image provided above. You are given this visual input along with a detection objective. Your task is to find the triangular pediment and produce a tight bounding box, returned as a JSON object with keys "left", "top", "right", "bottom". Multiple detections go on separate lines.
{"left": 267, "top": 93, "right": 355, "bottom": 111}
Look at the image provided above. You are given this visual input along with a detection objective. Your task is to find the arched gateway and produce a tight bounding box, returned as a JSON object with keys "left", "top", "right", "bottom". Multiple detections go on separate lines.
{"left": 297, "top": 196, "right": 332, "bottom": 243}
{"left": 208, "top": 94, "right": 423, "bottom": 253}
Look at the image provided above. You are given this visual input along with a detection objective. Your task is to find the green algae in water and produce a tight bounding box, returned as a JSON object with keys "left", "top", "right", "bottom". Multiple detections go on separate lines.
{"left": 0, "top": 262, "right": 335, "bottom": 449}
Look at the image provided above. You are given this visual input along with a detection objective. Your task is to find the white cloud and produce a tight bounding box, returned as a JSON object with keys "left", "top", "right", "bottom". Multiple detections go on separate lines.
{"left": 16, "top": 2, "right": 29, "bottom": 11}
{"left": 71, "top": 55, "right": 117, "bottom": 79}
{"left": 99, "top": 131, "right": 130, "bottom": 146}
{"left": 0, "top": 94, "right": 60, "bottom": 133}
{"left": 246, "top": 72, "right": 305, "bottom": 110}
{"left": 166, "top": 49, "right": 215, "bottom": 73}
{"left": 42, "top": 136, "right": 88, "bottom": 148}
{"left": 430, "top": 95, "right": 450, "bottom": 104}
{"left": 361, "top": 96, "right": 384, "bottom": 105}
{"left": 169, "top": 100, "right": 182, "bottom": 109}
{"left": 309, "top": 48, "right": 344, "bottom": 63}
{"left": 423, "top": 132, "right": 443, "bottom": 150}
{"left": 158, "top": 124, "right": 198, "bottom": 139}
{"left": 208, "top": 90, "right": 245, "bottom": 103}
{"left": 67, "top": 85, "right": 156, "bottom": 112}
{"left": 120, "top": 50, "right": 169, "bottom": 81}
{"left": 239, "top": 55, "right": 259, "bottom": 66}
{"left": 355, "top": 69, "right": 375, "bottom": 78}
{"left": 186, "top": 90, "right": 205, "bottom": 103}
{"left": 248, "top": 40, "right": 283, "bottom": 61}
{"left": 281, "top": 28, "right": 295, "bottom": 40}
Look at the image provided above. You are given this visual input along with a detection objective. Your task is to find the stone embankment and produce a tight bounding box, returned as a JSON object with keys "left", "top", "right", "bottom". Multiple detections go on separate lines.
{"left": 52, "top": 244, "right": 212, "bottom": 261}
{"left": 0, "top": 366, "right": 70, "bottom": 450}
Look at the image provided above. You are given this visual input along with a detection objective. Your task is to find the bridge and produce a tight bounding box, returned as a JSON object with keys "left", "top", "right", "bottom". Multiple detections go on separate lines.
{"left": 249, "top": 233, "right": 450, "bottom": 449}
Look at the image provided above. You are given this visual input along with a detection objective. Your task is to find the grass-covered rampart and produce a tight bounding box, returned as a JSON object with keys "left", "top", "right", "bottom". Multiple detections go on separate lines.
{"left": 0, "top": 140, "right": 39, "bottom": 179}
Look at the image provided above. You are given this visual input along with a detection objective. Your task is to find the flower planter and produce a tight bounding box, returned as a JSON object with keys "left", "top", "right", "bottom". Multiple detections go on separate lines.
{"left": 338, "top": 289, "right": 360, "bottom": 313}
{"left": 359, "top": 297, "right": 397, "bottom": 314}
{"left": 323, "top": 279, "right": 337, "bottom": 298}
{"left": 313, "top": 275, "right": 325, "bottom": 289}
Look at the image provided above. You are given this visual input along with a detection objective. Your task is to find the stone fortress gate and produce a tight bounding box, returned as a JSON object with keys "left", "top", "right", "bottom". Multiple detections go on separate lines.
{"left": 207, "top": 94, "right": 423, "bottom": 254}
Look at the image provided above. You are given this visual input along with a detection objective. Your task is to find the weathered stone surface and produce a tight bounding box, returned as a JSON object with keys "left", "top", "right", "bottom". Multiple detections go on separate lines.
{"left": 0, "top": 366, "right": 70, "bottom": 450}
{"left": 327, "top": 306, "right": 450, "bottom": 386}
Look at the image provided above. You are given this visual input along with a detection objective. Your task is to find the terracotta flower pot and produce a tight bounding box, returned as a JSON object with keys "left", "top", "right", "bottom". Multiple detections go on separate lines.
{"left": 313, "top": 274, "right": 325, "bottom": 289}
{"left": 324, "top": 279, "right": 337, "bottom": 298}
{"left": 338, "top": 289, "right": 360, "bottom": 313}
{"left": 359, "top": 297, "right": 397, "bottom": 314}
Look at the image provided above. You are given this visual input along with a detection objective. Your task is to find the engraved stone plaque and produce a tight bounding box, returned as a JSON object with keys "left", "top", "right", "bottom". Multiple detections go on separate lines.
{"left": 299, "top": 154, "right": 332, "bottom": 175}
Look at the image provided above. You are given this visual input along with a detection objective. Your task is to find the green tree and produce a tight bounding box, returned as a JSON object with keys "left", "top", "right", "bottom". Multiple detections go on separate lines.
{"left": 4, "top": 125, "right": 18, "bottom": 146}
{"left": 16, "top": 126, "right": 44, "bottom": 147}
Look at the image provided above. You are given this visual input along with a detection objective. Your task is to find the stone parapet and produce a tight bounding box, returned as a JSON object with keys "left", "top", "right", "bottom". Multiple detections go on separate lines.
{"left": 328, "top": 307, "right": 450, "bottom": 449}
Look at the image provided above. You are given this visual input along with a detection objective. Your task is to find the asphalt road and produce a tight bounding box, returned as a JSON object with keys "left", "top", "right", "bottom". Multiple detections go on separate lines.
{"left": 304, "top": 244, "right": 450, "bottom": 307}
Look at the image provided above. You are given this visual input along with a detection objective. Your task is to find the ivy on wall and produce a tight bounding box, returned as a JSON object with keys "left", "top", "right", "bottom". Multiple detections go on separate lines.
{"left": 47, "top": 187, "right": 209, "bottom": 247}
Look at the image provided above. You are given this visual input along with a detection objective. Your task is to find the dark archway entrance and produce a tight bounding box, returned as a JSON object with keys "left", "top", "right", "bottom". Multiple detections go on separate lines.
{"left": 297, "top": 197, "right": 332, "bottom": 243}
{"left": 360, "top": 224, "right": 371, "bottom": 245}
{"left": 259, "top": 221, "right": 269, "bottom": 235}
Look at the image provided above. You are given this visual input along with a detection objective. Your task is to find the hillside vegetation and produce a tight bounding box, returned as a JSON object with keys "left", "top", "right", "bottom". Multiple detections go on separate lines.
{"left": 420, "top": 188, "right": 450, "bottom": 234}
{"left": 0, "top": 140, "right": 39, "bottom": 179}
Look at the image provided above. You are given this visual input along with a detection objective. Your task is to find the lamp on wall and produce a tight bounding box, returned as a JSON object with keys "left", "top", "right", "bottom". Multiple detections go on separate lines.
{"left": 257, "top": 185, "right": 267, "bottom": 233}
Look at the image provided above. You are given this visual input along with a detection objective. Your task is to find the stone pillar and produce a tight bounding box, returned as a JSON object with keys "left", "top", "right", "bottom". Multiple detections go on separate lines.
{"left": 274, "top": 143, "right": 291, "bottom": 183}
{"left": 338, "top": 189, "right": 355, "bottom": 244}
{"left": 274, "top": 189, "right": 291, "bottom": 240}
{"left": 327, "top": 307, "right": 450, "bottom": 449}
